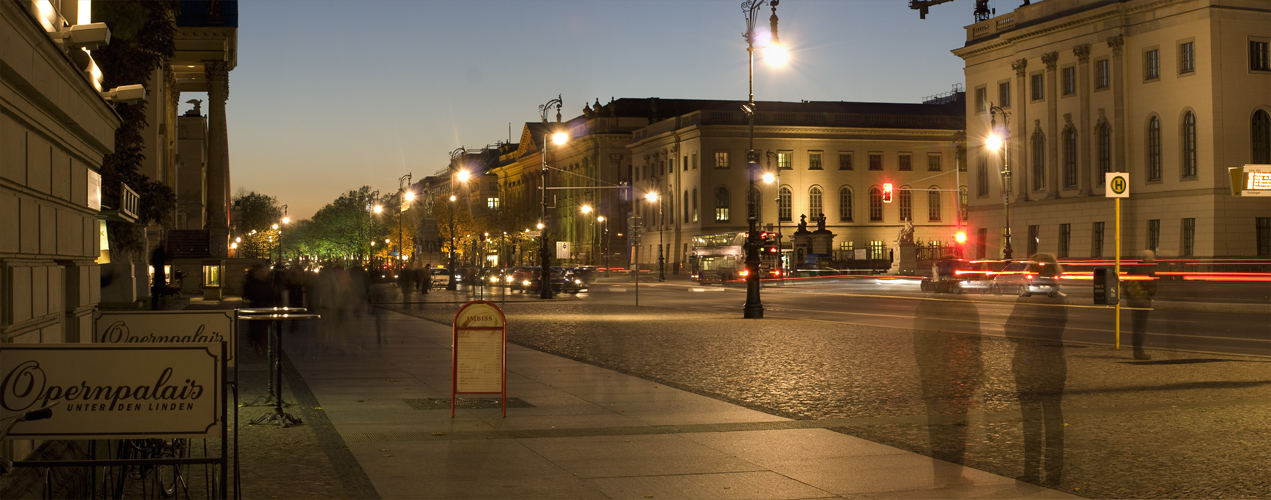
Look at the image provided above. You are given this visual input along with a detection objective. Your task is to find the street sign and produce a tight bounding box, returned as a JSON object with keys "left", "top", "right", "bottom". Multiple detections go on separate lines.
{"left": 1106, "top": 172, "right": 1129, "bottom": 198}
{"left": 556, "top": 241, "right": 570, "bottom": 259}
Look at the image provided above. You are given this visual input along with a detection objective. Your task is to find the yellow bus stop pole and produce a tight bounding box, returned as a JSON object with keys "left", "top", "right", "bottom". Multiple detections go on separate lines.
{"left": 1115, "top": 197, "right": 1121, "bottom": 350}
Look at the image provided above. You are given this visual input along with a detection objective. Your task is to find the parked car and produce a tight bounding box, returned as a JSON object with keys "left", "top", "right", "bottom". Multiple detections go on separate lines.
{"left": 429, "top": 268, "right": 450, "bottom": 289}
{"left": 991, "top": 259, "right": 1061, "bottom": 297}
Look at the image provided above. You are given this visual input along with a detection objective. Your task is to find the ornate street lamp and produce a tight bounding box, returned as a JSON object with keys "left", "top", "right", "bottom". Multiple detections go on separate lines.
{"left": 988, "top": 103, "right": 1013, "bottom": 260}
{"left": 538, "top": 95, "right": 567, "bottom": 299}
{"left": 645, "top": 192, "right": 665, "bottom": 281}
{"left": 741, "top": 0, "right": 785, "bottom": 319}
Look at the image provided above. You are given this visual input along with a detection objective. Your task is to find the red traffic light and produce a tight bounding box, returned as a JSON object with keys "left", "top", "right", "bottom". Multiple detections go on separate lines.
{"left": 882, "top": 183, "right": 894, "bottom": 203}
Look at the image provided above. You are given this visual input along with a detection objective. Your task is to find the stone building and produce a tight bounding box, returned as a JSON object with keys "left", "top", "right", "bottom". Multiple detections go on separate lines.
{"left": 626, "top": 97, "right": 967, "bottom": 273}
{"left": 954, "top": 0, "right": 1271, "bottom": 260}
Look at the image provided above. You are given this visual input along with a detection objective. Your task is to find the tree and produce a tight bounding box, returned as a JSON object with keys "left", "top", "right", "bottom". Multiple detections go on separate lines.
{"left": 92, "top": 0, "right": 179, "bottom": 258}
{"left": 290, "top": 187, "right": 390, "bottom": 264}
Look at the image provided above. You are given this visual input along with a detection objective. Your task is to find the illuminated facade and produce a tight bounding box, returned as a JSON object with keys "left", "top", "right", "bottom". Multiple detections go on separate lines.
{"left": 955, "top": 0, "right": 1271, "bottom": 259}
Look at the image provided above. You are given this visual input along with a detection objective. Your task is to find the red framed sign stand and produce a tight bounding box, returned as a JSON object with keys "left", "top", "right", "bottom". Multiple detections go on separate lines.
{"left": 451, "top": 301, "right": 508, "bottom": 417}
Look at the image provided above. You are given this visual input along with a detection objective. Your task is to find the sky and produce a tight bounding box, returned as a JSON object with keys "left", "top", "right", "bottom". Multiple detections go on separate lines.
{"left": 198, "top": 0, "right": 1021, "bottom": 221}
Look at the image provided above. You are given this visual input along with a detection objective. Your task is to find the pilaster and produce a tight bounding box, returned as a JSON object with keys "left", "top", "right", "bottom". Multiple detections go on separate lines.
{"left": 1042, "top": 51, "right": 1060, "bottom": 199}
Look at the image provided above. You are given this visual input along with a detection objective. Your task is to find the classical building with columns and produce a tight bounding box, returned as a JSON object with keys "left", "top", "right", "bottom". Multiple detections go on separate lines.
{"left": 626, "top": 97, "right": 966, "bottom": 273}
{"left": 955, "top": 0, "right": 1271, "bottom": 260}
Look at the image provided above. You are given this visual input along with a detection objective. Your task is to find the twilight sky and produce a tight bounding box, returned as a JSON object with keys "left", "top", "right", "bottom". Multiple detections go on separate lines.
{"left": 197, "top": 0, "right": 1018, "bottom": 220}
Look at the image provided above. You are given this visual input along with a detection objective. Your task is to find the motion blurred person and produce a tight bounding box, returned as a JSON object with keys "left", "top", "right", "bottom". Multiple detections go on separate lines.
{"left": 913, "top": 263, "right": 985, "bottom": 488}
{"left": 243, "top": 263, "right": 278, "bottom": 353}
{"left": 1125, "top": 250, "right": 1158, "bottom": 360}
{"left": 1005, "top": 253, "right": 1068, "bottom": 488}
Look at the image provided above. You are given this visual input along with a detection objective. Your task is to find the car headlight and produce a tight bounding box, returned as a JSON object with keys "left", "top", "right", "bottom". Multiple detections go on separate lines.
{"left": 575, "top": 279, "right": 582, "bottom": 284}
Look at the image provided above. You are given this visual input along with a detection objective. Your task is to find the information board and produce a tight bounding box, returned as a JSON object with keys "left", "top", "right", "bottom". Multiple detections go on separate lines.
{"left": 94, "top": 310, "right": 236, "bottom": 367}
{"left": 0, "top": 344, "right": 224, "bottom": 439}
{"left": 451, "top": 301, "right": 508, "bottom": 417}
{"left": 1240, "top": 164, "right": 1271, "bottom": 197}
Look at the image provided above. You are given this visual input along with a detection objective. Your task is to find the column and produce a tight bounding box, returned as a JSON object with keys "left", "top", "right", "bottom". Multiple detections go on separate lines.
{"left": 1042, "top": 51, "right": 1060, "bottom": 199}
{"left": 205, "top": 61, "right": 231, "bottom": 257}
{"left": 1074, "top": 44, "right": 1092, "bottom": 196}
{"left": 1011, "top": 58, "right": 1028, "bottom": 203}
{"left": 1108, "top": 36, "right": 1126, "bottom": 176}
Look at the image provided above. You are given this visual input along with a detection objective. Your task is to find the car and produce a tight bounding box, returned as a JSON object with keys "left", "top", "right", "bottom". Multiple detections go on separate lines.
{"left": 557, "top": 270, "right": 588, "bottom": 294}
{"left": 510, "top": 266, "right": 540, "bottom": 292}
{"left": 568, "top": 266, "right": 598, "bottom": 286}
{"left": 991, "top": 259, "right": 1061, "bottom": 297}
{"left": 429, "top": 268, "right": 451, "bottom": 289}
{"left": 919, "top": 259, "right": 1001, "bottom": 294}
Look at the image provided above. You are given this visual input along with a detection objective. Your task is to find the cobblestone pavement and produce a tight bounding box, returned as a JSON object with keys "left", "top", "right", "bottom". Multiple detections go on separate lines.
{"left": 383, "top": 294, "right": 1271, "bottom": 500}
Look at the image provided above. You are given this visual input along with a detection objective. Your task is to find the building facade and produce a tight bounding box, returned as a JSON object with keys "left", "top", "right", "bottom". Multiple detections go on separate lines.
{"left": 627, "top": 98, "right": 967, "bottom": 272}
{"left": 954, "top": 0, "right": 1271, "bottom": 260}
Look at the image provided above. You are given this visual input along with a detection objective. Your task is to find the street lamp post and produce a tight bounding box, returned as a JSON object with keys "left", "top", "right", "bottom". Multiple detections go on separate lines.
{"left": 988, "top": 103, "right": 1013, "bottom": 260}
{"left": 644, "top": 192, "right": 665, "bottom": 281}
{"left": 446, "top": 194, "right": 459, "bottom": 290}
{"left": 763, "top": 152, "right": 784, "bottom": 280}
{"left": 539, "top": 95, "right": 566, "bottom": 300}
{"left": 399, "top": 173, "right": 413, "bottom": 275}
{"left": 597, "top": 215, "right": 607, "bottom": 274}
{"left": 741, "top": 0, "right": 784, "bottom": 319}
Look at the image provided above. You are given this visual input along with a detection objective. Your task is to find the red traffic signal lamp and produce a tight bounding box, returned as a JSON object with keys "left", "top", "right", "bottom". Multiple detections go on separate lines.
{"left": 882, "top": 183, "right": 894, "bottom": 203}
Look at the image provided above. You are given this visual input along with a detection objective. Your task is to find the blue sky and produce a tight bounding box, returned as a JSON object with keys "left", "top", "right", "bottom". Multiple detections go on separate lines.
{"left": 208, "top": 0, "right": 1017, "bottom": 220}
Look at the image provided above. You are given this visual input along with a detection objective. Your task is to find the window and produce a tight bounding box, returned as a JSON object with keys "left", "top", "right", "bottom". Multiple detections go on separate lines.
{"left": 692, "top": 188, "right": 698, "bottom": 222}
{"left": 683, "top": 191, "right": 689, "bottom": 223}
{"left": 869, "top": 153, "right": 883, "bottom": 171}
{"left": 839, "top": 187, "right": 853, "bottom": 221}
{"left": 1092, "top": 222, "right": 1105, "bottom": 258}
{"left": 976, "top": 228, "right": 988, "bottom": 259}
{"left": 714, "top": 187, "right": 730, "bottom": 222}
{"left": 1181, "top": 218, "right": 1196, "bottom": 257}
{"left": 869, "top": 240, "right": 887, "bottom": 260}
{"left": 1031, "top": 73, "right": 1044, "bottom": 101}
{"left": 1148, "top": 116, "right": 1162, "bottom": 181}
{"left": 683, "top": 155, "right": 688, "bottom": 171}
{"left": 692, "top": 153, "right": 698, "bottom": 170}
{"left": 1096, "top": 58, "right": 1110, "bottom": 89}
{"left": 840, "top": 241, "right": 854, "bottom": 252}
{"left": 1145, "top": 49, "right": 1160, "bottom": 80}
{"left": 1027, "top": 225, "right": 1039, "bottom": 257}
{"left": 1032, "top": 132, "right": 1046, "bottom": 191}
{"left": 1180, "top": 41, "right": 1195, "bottom": 74}
{"left": 1064, "top": 128, "right": 1078, "bottom": 188}
{"left": 1147, "top": 219, "right": 1161, "bottom": 253}
{"left": 1058, "top": 223, "right": 1071, "bottom": 258}
{"left": 487, "top": 197, "right": 500, "bottom": 209}
{"left": 777, "top": 151, "right": 793, "bottom": 169}
{"left": 1258, "top": 218, "right": 1271, "bottom": 256}
{"left": 1251, "top": 40, "right": 1270, "bottom": 72}
{"left": 489, "top": 182, "right": 498, "bottom": 191}
{"left": 808, "top": 151, "right": 823, "bottom": 170}
{"left": 927, "top": 189, "right": 941, "bottom": 222}
{"left": 839, "top": 152, "right": 853, "bottom": 170}
{"left": 899, "top": 154, "right": 912, "bottom": 171}
{"left": 1182, "top": 111, "right": 1197, "bottom": 178}
{"left": 869, "top": 187, "right": 883, "bottom": 222}
{"left": 927, "top": 154, "right": 942, "bottom": 172}
{"left": 1062, "top": 66, "right": 1076, "bottom": 95}
{"left": 1253, "top": 110, "right": 1271, "bottom": 164}
{"left": 715, "top": 151, "right": 729, "bottom": 168}
{"left": 809, "top": 187, "right": 823, "bottom": 218}
{"left": 999, "top": 81, "right": 1011, "bottom": 107}
{"left": 975, "top": 86, "right": 987, "bottom": 113}
{"left": 778, "top": 187, "right": 792, "bottom": 222}
{"left": 977, "top": 157, "right": 989, "bottom": 196}
{"left": 899, "top": 188, "right": 912, "bottom": 221}
{"left": 1098, "top": 123, "right": 1112, "bottom": 181}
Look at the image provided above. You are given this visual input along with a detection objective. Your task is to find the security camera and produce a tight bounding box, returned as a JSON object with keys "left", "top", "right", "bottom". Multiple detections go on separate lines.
{"left": 101, "top": 84, "right": 146, "bottom": 104}
{"left": 55, "top": 22, "right": 111, "bottom": 51}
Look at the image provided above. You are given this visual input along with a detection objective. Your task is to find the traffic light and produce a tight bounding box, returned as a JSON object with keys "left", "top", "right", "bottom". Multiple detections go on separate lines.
{"left": 882, "top": 183, "right": 894, "bottom": 203}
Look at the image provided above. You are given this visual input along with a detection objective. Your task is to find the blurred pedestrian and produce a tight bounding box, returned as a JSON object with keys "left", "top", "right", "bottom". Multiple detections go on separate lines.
{"left": 243, "top": 263, "right": 278, "bottom": 353}
{"left": 1004, "top": 252, "right": 1068, "bottom": 488}
{"left": 913, "top": 263, "right": 984, "bottom": 488}
{"left": 1125, "top": 249, "right": 1158, "bottom": 360}
{"left": 150, "top": 239, "right": 168, "bottom": 310}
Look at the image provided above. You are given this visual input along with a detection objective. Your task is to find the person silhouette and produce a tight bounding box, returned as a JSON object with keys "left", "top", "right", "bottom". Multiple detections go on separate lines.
{"left": 1125, "top": 249, "right": 1158, "bottom": 360}
{"left": 913, "top": 262, "right": 984, "bottom": 487}
{"left": 1004, "top": 253, "right": 1068, "bottom": 488}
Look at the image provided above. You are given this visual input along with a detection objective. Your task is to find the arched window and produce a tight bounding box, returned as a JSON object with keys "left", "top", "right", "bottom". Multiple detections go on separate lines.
{"left": 1063, "top": 128, "right": 1078, "bottom": 188}
{"left": 839, "top": 187, "right": 853, "bottom": 222}
{"left": 1032, "top": 132, "right": 1046, "bottom": 191}
{"left": 714, "top": 187, "right": 730, "bottom": 222}
{"left": 692, "top": 188, "right": 698, "bottom": 223}
{"left": 899, "top": 188, "right": 913, "bottom": 221}
{"left": 1098, "top": 122, "right": 1112, "bottom": 183}
{"left": 1148, "top": 115, "right": 1162, "bottom": 181}
{"left": 869, "top": 187, "right": 883, "bottom": 222}
{"left": 927, "top": 187, "right": 942, "bottom": 222}
{"left": 778, "top": 187, "right": 792, "bottom": 222}
{"left": 683, "top": 191, "right": 689, "bottom": 223}
{"left": 1251, "top": 110, "right": 1270, "bottom": 164}
{"left": 1182, "top": 111, "right": 1197, "bottom": 178}
{"left": 809, "top": 187, "right": 823, "bottom": 219}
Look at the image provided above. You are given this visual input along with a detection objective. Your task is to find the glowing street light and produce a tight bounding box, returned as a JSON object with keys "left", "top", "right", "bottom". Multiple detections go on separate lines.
{"left": 645, "top": 192, "right": 664, "bottom": 281}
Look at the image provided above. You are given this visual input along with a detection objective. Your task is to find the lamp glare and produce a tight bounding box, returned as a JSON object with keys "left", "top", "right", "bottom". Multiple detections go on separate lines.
{"left": 552, "top": 131, "right": 568, "bottom": 145}
{"left": 763, "top": 43, "right": 788, "bottom": 67}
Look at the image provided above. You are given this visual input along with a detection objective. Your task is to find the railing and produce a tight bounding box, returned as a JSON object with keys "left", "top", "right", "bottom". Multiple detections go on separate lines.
{"left": 966, "top": 13, "right": 1016, "bottom": 42}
